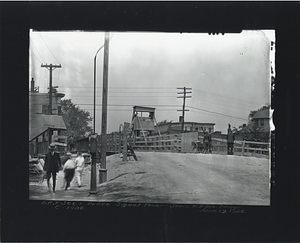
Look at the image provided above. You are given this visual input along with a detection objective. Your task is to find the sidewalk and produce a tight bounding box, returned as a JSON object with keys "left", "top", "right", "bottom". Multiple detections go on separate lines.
{"left": 29, "top": 165, "right": 104, "bottom": 201}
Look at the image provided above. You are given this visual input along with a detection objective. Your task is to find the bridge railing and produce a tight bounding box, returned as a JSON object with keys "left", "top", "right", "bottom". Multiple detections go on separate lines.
{"left": 133, "top": 134, "right": 182, "bottom": 152}
{"left": 75, "top": 133, "right": 270, "bottom": 159}
{"left": 211, "top": 138, "right": 270, "bottom": 158}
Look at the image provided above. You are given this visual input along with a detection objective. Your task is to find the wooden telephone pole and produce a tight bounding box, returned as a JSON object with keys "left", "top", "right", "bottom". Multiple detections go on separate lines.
{"left": 41, "top": 63, "right": 61, "bottom": 115}
{"left": 177, "top": 87, "right": 192, "bottom": 133}
{"left": 100, "top": 32, "right": 110, "bottom": 183}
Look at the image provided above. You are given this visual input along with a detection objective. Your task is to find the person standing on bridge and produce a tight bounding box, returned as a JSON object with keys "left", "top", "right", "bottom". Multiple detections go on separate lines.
{"left": 202, "top": 128, "right": 210, "bottom": 154}
{"left": 44, "top": 143, "right": 62, "bottom": 193}
{"left": 227, "top": 124, "right": 235, "bottom": 155}
{"left": 208, "top": 131, "right": 212, "bottom": 154}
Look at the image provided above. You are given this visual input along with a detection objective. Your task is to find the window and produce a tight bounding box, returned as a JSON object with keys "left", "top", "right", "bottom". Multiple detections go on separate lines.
{"left": 260, "top": 119, "right": 264, "bottom": 126}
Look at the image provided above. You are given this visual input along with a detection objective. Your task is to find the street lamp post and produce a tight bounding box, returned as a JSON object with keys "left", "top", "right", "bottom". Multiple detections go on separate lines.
{"left": 93, "top": 44, "right": 104, "bottom": 134}
{"left": 89, "top": 41, "right": 104, "bottom": 195}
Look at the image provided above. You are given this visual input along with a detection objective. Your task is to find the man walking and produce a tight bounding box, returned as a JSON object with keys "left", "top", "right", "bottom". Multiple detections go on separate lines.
{"left": 227, "top": 124, "right": 235, "bottom": 155}
{"left": 43, "top": 143, "right": 62, "bottom": 193}
{"left": 75, "top": 151, "right": 84, "bottom": 187}
{"left": 63, "top": 152, "right": 76, "bottom": 190}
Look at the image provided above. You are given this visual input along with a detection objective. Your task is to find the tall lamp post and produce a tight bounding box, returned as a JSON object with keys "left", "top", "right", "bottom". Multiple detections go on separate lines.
{"left": 89, "top": 41, "right": 104, "bottom": 195}
{"left": 93, "top": 44, "right": 104, "bottom": 134}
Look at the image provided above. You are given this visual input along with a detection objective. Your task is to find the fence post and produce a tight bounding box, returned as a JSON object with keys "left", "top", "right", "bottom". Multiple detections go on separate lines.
{"left": 242, "top": 140, "right": 245, "bottom": 156}
{"left": 123, "top": 122, "right": 130, "bottom": 161}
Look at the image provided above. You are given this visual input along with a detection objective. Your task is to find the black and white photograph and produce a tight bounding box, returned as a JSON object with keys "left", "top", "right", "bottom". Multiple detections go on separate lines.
{"left": 2, "top": 1, "right": 300, "bottom": 242}
{"left": 29, "top": 29, "right": 274, "bottom": 205}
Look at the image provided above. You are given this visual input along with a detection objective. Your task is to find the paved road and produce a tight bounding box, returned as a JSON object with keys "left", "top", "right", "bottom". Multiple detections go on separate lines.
{"left": 29, "top": 152, "right": 270, "bottom": 205}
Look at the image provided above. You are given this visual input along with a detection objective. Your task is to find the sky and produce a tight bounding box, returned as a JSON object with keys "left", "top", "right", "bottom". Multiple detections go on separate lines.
{"left": 30, "top": 30, "right": 275, "bottom": 134}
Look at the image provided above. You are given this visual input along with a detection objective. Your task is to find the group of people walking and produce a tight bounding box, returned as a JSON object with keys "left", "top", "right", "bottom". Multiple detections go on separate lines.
{"left": 191, "top": 124, "right": 235, "bottom": 155}
{"left": 43, "top": 143, "right": 86, "bottom": 193}
{"left": 191, "top": 128, "right": 213, "bottom": 154}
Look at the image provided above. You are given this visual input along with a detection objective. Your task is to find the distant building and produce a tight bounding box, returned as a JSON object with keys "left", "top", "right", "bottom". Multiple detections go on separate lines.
{"left": 29, "top": 78, "right": 67, "bottom": 156}
{"left": 154, "top": 121, "right": 215, "bottom": 135}
{"left": 131, "top": 106, "right": 159, "bottom": 137}
{"left": 29, "top": 78, "right": 65, "bottom": 123}
{"left": 248, "top": 106, "right": 270, "bottom": 133}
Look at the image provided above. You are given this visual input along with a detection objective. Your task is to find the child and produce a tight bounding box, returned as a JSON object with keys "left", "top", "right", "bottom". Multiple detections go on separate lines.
{"left": 75, "top": 151, "right": 84, "bottom": 187}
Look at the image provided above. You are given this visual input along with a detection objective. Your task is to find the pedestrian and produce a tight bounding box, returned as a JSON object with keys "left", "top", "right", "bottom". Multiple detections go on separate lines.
{"left": 208, "top": 132, "right": 213, "bottom": 154}
{"left": 43, "top": 143, "right": 62, "bottom": 193}
{"left": 63, "top": 152, "right": 76, "bottom": 190}
{"left": 69, "top": 136, "right": 75, "bottom": 151}
{"left": 191, "top": 141, "right": 198, "bottom": 153}
{"left": 203, "top": 130, "right": 210, "bottom": 154}
{"left": 227, "top": 124, "right": 235, "bottom": 155}
{"left": 75, "top": 151, "right": 85, "bottom": 187}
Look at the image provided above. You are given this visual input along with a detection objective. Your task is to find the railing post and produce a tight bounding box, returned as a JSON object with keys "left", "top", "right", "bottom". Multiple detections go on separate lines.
{"left": 242, "top": 140, "right": 245, "bottom": 156}
{"left": 123, "top": 122, "right": 130, "bottom": 161}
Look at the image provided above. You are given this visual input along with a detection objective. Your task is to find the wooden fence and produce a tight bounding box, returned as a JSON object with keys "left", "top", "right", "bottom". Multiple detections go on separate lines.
{"left": 208, "top": 137, "right": 270, "bottom": 158}
{"left": 133, "top": 134, "right": 182, "bottom": 152}
{"left": 74, "top": 132, "right": 270, "bottom": 159}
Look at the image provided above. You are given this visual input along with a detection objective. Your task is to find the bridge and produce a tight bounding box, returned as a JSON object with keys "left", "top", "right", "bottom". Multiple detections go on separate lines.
{"left": 75, "top": 131, "right": 270, "bottom": 159}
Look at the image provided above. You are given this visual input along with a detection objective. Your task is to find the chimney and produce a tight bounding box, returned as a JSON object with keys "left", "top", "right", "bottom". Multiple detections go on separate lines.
{"left": 31, "top": 78, "right": 34, "bottom": 92}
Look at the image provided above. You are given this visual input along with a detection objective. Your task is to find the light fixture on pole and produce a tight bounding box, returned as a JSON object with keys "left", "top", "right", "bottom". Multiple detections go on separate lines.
{"left": 89, "top": 41, "right": 104, "bottom": 195}
{"left": 93, "top": 43, "right": 104, "bottom": 134}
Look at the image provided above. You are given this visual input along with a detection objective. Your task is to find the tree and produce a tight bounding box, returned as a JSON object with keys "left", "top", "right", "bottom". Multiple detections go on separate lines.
{"left": 238, "top": 106, "right": 270, "bottom": 148}
{"left": 243, "top": 123, "right": 269, "bottom": 143}
{"left": 60, "top": 99, "right": 93, "bottom": 142}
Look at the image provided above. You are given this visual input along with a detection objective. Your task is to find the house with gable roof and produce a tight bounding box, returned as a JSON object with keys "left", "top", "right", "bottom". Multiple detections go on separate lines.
{"left": 29, "top": 78, "right": 67, "bottom": 156}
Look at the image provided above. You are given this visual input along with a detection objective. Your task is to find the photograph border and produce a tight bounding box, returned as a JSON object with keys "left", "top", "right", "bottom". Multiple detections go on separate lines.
{"left": 1, "top": 2, "right": 299, "bottom": 242}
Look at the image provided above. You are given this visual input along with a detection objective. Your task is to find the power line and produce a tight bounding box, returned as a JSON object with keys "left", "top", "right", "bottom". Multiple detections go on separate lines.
{"left": 187, "top": 105, "right": 248, "bottom": 121}
{"left": 39, "top": 33, "right": 60, "bottom": 63}
{"left": 193, "top": 88, "right": 262, "bottom": 107}
{"left": 31, "top": 51, "right": 43, "bottom": 64}
{"left": 59, "top": 86, "right": 175, "bottom": 89}
{"left": 73, "top": 104, "right": 180, "bottom": 107}
{"left": 196, "top": 98, "right": 255, "bottom": 113}
{"left": 30, "top": 38, "right": 46, "bottom": 63}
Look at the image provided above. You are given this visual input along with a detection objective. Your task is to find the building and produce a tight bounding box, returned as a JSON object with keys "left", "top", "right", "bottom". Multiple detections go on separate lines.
{"left": 248, "top": 106, "right": 270, "bottom": 133}
{"left": 29, "top": 78, "right": 65, "bottom": 123}
{"left": 130, "top": 106, "right": 160, "bottom": 137}
{"left": 154, "top": 121, "right": 215, "bottom": 135}
{"left": 29, "top": 78, "right": 67, "bottom": 156}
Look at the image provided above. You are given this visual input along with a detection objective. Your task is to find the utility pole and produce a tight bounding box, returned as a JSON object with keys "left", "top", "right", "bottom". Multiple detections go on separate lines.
{"left": 177, "top": 87, "right": 192, "bottom": 133}
{"left": 41, "top": 63, "right": 61, "bottom": 115}
{"left": 99, "top": 32, "right": 109, "bottom": 183}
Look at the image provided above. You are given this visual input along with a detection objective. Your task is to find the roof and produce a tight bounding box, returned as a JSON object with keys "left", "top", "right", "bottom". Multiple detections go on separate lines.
{"left": 29, "top": 114, "right": 66, "bottom": 141}
{"left": 252, "top": 108, "right": 270, "bottom": 120}
{"left": 133, "top": 106, "right": 156, "bottom": 112}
